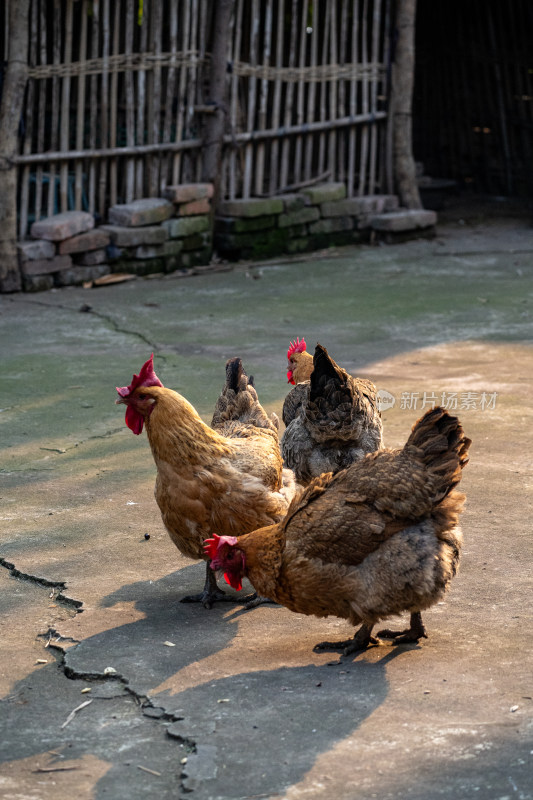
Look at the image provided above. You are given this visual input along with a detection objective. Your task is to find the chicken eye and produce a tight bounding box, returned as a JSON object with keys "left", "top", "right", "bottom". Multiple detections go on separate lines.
{"left": 226, "top": 551, "right": 234, "bottom": 560}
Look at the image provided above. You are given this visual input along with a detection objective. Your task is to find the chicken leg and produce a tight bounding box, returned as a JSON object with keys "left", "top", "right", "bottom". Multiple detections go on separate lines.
{"left": 377, "top": 611, "right": 428, "bottom": 644}
{"left": 180, "top": 562, "right": 237, "bottom": 609}
{"left": 313, "top": 623, "right": 379, "bottom": 656}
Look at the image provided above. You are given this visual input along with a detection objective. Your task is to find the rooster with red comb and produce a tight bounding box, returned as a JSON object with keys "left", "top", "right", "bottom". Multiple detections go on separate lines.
{"left": 116, "top": 354, "right": 296, "bottom": 608}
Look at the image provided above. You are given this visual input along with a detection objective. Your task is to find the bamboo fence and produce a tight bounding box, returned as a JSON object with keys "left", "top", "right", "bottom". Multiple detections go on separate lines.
{"left": 12, "top": 0, "right": 392, "bottom": 238}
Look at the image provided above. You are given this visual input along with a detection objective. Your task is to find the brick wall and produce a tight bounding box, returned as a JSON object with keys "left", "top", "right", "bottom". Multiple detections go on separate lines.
{"left": 16, "top": 182, "right": 436, "bottom": 292}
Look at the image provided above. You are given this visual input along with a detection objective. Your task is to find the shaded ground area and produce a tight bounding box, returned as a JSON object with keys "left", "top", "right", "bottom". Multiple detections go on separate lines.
{"left": 1, "top": 197, "right": 532, "bottom": 799}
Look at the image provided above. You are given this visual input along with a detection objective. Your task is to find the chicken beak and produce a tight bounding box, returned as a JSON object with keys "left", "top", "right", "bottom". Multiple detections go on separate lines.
{"left": 115, "top": 396, "right": 126, "bottom": 405}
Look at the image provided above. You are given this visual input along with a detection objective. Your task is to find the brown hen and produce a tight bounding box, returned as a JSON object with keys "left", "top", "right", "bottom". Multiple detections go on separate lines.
{"left": 206, "top": 407, "right": 471, "bottom": 653}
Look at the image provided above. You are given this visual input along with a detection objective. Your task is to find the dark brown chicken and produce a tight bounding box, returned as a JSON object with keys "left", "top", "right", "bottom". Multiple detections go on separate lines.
{"left": 116, "top": 354, "right": 296, "bottom": 608}
{"left": 206, "top": 407, "right": 471, "bottom": 654}
{"left": 282, "top": 342, "right": 383, "bottom": 485}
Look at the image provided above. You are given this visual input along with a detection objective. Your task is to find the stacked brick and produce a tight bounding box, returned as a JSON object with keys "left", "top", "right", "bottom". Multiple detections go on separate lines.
{"left": 19, "top": 212, "right": 111, "bottom": 291}
{"left": 214, "top": 182, "right": 436, "bottom": 260}
{"left": 14, "top": 181, "right": 437, "bottom": 292}
{"left": 102, "top": 185, "right": 213, "bottom": 276}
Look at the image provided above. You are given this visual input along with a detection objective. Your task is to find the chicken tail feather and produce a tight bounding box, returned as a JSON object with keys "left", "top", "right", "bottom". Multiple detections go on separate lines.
{"left": 407, "top": 406, "right": 471, "bottom": 500}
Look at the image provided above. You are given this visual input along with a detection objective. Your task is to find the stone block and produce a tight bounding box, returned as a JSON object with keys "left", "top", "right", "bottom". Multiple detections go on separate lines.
{"left": 23, "top": 274, "right": 54, "bottom": 292}
{"left": 215, "top": 215, "right": 276, "bottom": 234}
{"left": 278, "top": 207, "right": 320, "bottom": 228}
{"left": 58, "top": 229, "right": 111, "bottom": 255}
{"left": 20, "top": 255, "right": 73, "bottom": 276}
{"left": 55, "top": 264, "right": 110, "bottom": 286}
{"left": 218, "top": 197, "right": 284, "bottom": 218}
{"left": 73, "top": 248, "right": 108, "bottom": 266}
{"left": 162, "top": 240, "right": 184, "bottom": 257}
{"left": 177, "top": 198, "right": 211, "bottom": 216}
{"left": 163, "top": 183, "right": 214, "bottom": 203}
{"left": 370, "top": 209, "right": 437, "bottom": 232}
{"left": 182, "top": 234, "right": 205, "bottom": 252}
{"left": 108, "top": 198, "right": 173, "bottom": 227}
{"left": 30, "top": 211, "right": 95, "bottom": 242}
{"left": 132, "top": 244, "right": 165, "bottom": 260}
{"left": 282, "top": 194, "right": 307, "bottom": 213}
{"left": 99, "top": 224, "right": 168, "bottom": 246}
{"left": 308, "top": 217, "right": 354, "bottom": 235}
{"left": 301, "top": 182, "right": 346, "bottom": 205}
{"left": 163, "top": 216, "right": 210, "bottom": 238}
{"left": 17, "top": 239, "right": 56, "bottom": 261}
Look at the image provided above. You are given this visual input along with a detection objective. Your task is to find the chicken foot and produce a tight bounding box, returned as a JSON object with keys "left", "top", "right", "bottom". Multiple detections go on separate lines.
{"left": 377, "top": 611, "right": 428, "bottom": 644}
{"left": 180, "top": 562, "right": 238, "bottom": 609}
{"left": 313, "top": 623, "right": 379, "bottom": 656}
{"left": 240, "top": 592, "right": 278, "bottom": 610}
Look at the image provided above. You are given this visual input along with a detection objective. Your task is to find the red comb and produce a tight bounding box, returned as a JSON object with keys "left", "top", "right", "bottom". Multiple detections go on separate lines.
{"left": 204, "top": 534, "right": 223, "bottom": 560}
{"left": 287, "top": 337, "right": 307, "bottom": 360}
{"left": 204, "top": 533, "right": 239, "bottom": 560}
{"left": 116, "top": 354, "right": 163, "bottom": 398}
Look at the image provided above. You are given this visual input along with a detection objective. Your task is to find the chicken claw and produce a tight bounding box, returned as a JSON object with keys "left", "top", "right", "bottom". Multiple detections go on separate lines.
{"left": 313, "top": 623, "right": 378, "bottom": 656}
{"left": 377, "top": 611, "right": 428, "bottom": 644}
{"left": 240, "top": 592, "right": 278, "bottom": 610}
{"left": 180, "top": 563, "right": 238, "bottom": 609}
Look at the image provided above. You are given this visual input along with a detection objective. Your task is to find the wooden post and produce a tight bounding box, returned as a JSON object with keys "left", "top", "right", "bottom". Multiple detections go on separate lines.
{"left": 391, "top": 0, "right": 421, "bottom": 209}
{"left": 0, "top": 0, "right": 29, "bottom": 292}
{"left": 201, "top": 0, "right": 234, "bottom": 204}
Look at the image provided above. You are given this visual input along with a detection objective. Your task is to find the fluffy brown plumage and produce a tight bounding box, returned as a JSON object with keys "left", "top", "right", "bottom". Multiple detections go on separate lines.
{"left": 116, "top": 355, "right": 295, "bottom": 607}
{"left": 282, "top": 343, "right": 383, "bottom": 484}
{"left": 206, "top": 407, "right": 471, "bottom": 654}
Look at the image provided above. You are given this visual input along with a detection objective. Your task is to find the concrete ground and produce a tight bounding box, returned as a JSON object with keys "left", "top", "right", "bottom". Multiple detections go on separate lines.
{"left": 0, "top": 196, "right": 532, "bottom": 800}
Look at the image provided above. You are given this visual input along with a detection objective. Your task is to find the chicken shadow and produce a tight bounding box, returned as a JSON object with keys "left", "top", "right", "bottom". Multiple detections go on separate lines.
{"left": 81, "top": 565, "right": 408, "bottom": 799}
{"left": 1, "top": 563, "right": 404, "bottom": 800}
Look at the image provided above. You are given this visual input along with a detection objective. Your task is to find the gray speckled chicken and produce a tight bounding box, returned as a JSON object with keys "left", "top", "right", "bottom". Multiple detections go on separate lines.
{"left": 206, "top": 406, "right": 471, "bottom": 655}
{"left": 281, "top": 342, "right": 383, "bottom": 485}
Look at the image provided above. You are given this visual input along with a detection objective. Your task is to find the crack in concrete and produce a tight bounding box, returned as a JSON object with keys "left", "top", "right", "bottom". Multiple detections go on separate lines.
{"left": 0, "top": 556, "right": 83, "bottom": 610}
{"left": 10, "top": 295, "right": 157, "bottom": 351}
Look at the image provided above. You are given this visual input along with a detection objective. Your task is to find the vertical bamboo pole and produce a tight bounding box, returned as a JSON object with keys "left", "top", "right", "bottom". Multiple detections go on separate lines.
{"left": 124, "top": 0, "right": 135, "bottom": 201}
{"left": 18, "top": 0, "right": 37, "bottom": 237}
{"left": 280, "top": 0, "right": 299, "bottom": 188}
{"left": 109, "top": 1, "right": 120, "bottom": 206}
{"left": 48, "top": 1, "right": 61, "bottom": 217}
{"left": 337, "top": 0, "right": 349, "bottom": 185}
{"left": 99, "top": 0, "right": 110, "bottom": 212}
{"left": 136, "top": 0, "right": 148, "bottom": 195}
{"left": 149, "top": 0, "right": 163, "bottom": 194}
{"left": 161, "top": 1, "right": 178, "bottom": 190}
{"left": 317, "top": 4, "right": 331, "bottom": 176}
{"left": 255, "top": 0, "right": 272, "bottom": 195}
{"left": 59, "top": 0, "right": 73, "bottom": 211}
{"left": 88, "top": 0, "right": 99, "bottom": 215}
{"left": 35, "top": 1, "right": 48, "bottom": 220}
{"left": 243, "top": 0, "right": 259, "bottom": 197}
{"left": 358, "top": 0, "right": 369, "bottom": 194}
{"left": 75, "top": 0, "right": 88, "bottom": 210}
{"left": 228, "top": 0, "right": 244, "bottom": 199}
{"left": 327, "top": 0, "right": 338, "bottom": 181}
{"left": 347, "top": 0, "right": 360, "bottom": 196}
{"left": 294, "top": 0, "right": 309, "bottom": 183}
{"left": 303, "top": 0, "right": 318, "bottom": 182}
{"left": 173, "top": 0, "right": 191, "bottom": 184}
{"left": 368, "top": 0, "right": 382, "bottom": 194}
{"left": 391, "top": 0, "right": 421, "bottom": 208}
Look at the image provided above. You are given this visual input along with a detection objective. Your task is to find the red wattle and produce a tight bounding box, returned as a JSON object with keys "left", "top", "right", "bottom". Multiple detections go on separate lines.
{"left": 125, "top": 405, "right": 144, "bottom": 435}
